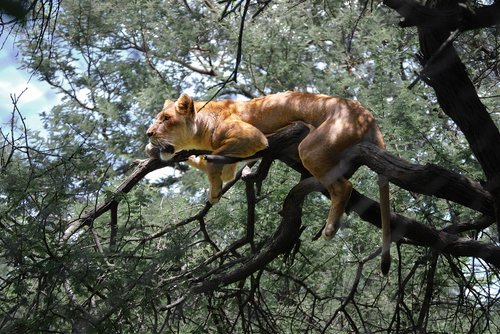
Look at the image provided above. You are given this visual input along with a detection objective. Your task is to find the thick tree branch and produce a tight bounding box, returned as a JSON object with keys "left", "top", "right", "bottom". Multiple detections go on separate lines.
{"left": 63, "top": 123, "right": 310, "bottom": 240}
{"left": 187, "top": 125, "right": 500, "bottom": 293}
{"left": 385, "top": 0, "right": 500, "bottom": 239}
{"left": 414, "top": 1, "right": 500, "bottom": 238}
{"left": 344, "top": 143, "right": 494, "bottom": 217}
{"left": 65, "top": 122, "right": 494, "bottom": 241}
{"left": 191, "top": 175, "right": 500, "bottom": 296}
{"left": 347, "top": 189, "right": 500, "bottom": 268}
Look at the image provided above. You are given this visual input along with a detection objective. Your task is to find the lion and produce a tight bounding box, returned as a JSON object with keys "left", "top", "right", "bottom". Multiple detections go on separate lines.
{"left": 146, "top": 91, "right": 392, "bottom": 274}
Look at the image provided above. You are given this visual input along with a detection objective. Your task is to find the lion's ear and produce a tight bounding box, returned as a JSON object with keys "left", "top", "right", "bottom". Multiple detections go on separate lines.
{"left": 163, "top": 99, "right": 174, "bottom": 108}
{"left": 175, "top": 93, "right": 195, "bottom": 115}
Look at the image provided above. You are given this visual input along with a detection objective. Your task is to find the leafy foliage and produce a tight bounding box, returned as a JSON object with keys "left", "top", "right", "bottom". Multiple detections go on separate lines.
{"left": 1, "top": 0, "right": 499, "bottom": 333}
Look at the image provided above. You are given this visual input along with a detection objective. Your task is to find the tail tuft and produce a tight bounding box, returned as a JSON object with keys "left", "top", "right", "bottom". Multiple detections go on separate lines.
{"left": 381, "top": 250, "right": 391, "bottom": 276}
{"left": 378, "top": 174, "right": 391, "bottom": 276}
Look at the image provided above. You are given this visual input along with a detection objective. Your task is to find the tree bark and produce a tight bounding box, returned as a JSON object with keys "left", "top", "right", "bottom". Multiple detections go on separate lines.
{"left": 347, "top": 189, "right": 500, "bottom": 269}
{"left": 192, "top": 176, "right": 500, "bottom": 295}
{"left": 191, "top": 178, "right": 323, "bottom": 294}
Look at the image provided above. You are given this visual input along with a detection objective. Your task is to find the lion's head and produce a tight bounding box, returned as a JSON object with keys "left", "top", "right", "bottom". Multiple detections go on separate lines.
{"left": 146, "top": 93, "right": 196, "bottom": 160}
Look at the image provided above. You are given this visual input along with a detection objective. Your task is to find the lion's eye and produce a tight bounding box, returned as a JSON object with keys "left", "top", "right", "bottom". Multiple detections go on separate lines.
{"left": 162, "top": 115, "right": 171, "bottom": 123}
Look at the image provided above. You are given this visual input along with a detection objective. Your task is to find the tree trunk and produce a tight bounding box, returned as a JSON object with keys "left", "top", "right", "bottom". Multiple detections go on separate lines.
{"left": 415, "top": 0, "right": 500, "bottom": 236}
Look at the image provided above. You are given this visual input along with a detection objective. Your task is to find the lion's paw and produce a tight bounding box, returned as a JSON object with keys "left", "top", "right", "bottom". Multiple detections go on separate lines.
{"left": 208, "top": 193, "right": 221, "bottom": 205}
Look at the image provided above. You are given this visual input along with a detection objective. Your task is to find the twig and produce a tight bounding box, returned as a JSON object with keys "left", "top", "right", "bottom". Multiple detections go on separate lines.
{"left": 321, "top": 248, "right": 381, "bottom": 333}
{"left": 202, "top": 0, "right": 251, "bottom": 109}
{"left": 416, "top": 252, "right": 439, "bottom": 331}
{"left": 190, "top": 178, "right": 324, "bottom": 294}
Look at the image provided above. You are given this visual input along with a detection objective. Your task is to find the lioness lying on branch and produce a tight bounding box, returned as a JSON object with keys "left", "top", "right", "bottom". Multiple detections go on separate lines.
{"left": 146, "top": 91, "right": 392, "bottom": 274}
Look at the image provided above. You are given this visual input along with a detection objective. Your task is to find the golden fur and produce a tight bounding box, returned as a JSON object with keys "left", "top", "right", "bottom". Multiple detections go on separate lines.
{"left": 146, "top": 91, "right": 392, "bottom": 274}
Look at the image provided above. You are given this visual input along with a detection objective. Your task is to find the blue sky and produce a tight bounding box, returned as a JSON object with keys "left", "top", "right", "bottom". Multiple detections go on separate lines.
{"left": 0, "top": 35, "right": 175, "bottom": 180}
{"left": 0, "top": 35, "right": 60, "bottom": 133}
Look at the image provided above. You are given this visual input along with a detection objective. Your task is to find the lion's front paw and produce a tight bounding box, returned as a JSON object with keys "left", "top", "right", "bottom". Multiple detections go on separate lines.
{"left": 240, "top": 165, "right": 254, "bottom": 180}
{"left": 208, "top": 194, "right": 221, "bottom": 205}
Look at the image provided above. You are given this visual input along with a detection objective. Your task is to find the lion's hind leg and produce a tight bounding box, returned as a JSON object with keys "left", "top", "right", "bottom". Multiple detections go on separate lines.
{"left": 298, "top": 119, "right": 360, "bottom": 239}
{"left": 298, "top": 152, "right": 353, "bottom": 239}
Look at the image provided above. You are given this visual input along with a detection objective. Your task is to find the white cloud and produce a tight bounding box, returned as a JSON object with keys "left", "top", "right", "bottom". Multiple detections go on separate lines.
{"left": 0, "top": 39, "right": 60, "bottom": 133}
{"left": 0, "top": 80, "right": 43, "bottom": 103}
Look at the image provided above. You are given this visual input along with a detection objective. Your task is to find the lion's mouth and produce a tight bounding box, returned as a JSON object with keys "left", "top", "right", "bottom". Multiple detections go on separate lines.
{"left": 160, "top": 144, "right": 175, "bottom": 154}
{"left": 149, "top": 140, "right": 175, "bottom": 154}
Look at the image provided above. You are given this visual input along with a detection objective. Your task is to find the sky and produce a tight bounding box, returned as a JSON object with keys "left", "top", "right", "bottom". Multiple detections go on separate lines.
{"left": 0, "top": 34, "right": 173, "bottom": 180}
{"left": 0, "top": 34, "right": 60, "bottom": 133}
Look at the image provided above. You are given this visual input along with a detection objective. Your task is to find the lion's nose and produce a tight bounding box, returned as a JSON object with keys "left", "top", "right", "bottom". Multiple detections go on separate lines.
{"left": 146, "top": 130, "right": 154, "bottom": 137}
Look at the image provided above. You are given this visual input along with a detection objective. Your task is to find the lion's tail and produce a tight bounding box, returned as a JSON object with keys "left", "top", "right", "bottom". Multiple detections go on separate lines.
{"left": 378, "top": 175, "right": 391, "bottom": 275}
{"left": 370, "top": 124, "right": 391, "bottom": 275}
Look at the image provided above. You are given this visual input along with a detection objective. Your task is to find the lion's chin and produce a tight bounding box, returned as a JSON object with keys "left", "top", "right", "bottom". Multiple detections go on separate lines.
{"left": 146, "top": 141, "right": 176, "bottom": 160}
{"left": 159, "top": 150, "right": 175, "bottom": 161}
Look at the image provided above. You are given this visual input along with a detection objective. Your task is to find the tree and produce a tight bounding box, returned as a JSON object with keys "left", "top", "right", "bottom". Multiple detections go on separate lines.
{"left": 1, "top": 0, "right": 499, "bottom": 332}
